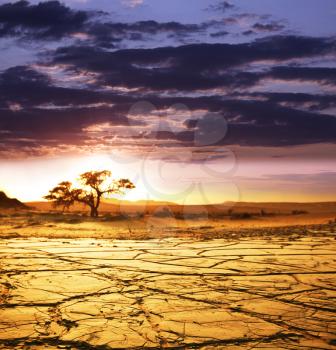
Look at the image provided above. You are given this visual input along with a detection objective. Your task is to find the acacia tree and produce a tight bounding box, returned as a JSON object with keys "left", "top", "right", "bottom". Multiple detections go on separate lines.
{"left": 45, "top": 170, "right": 135, "bottom": 217}
{"left": 44, "top": 181, "right": 76, "bottom": 212}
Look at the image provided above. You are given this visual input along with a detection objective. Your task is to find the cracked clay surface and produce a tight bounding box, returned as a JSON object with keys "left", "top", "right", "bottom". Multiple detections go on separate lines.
{"left": 1, "top": 234, "right": 336, "bottom": 349}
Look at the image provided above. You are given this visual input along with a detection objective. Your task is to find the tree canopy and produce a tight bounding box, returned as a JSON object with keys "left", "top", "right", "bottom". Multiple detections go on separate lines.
{"left": 44, "top": 170, "right": 135, "bottom": 217}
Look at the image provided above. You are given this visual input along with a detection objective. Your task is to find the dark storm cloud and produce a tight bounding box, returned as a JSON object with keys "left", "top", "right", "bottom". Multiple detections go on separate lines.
{"left": 259, "top": 92, "right": 336, "bottom": 111}
{"left": 0, "top": 1, "right": 214, "bottom": 47}
{"left": 0, "top": 0, "right": 92, "bottom": 39}
{"left": 92, "top": 20, "right": 205, "bottom": 35}
{"left": 206, "top": 1, "right": 235, "bottom": 13}
{"left": 210, "top": 30, "right": 229, "bottom": 38}
{"left": 0, "top": 65, "right": 50, "bottom": 87}
{"left": 1, "top": 0, "right": 336, "bottom": 160}
{"left": 0, "top": 0, "right": 293, "bottom": 50}
{"left": 252, "top": 22, "right": 285, "bottom": 32}
{"left": 0, "top": 66, "right": 110, "bottom": 108}
{"left": 51, "top": 35, "right": 336, "bottom": 91}
{"left": 0, "top": 65, "right": 225, "bottom": 112}
{"left": 86, "top": 20, "right": 210, "bottom": 48}
{"left": 0, "top": 66, "right": 141, "bottom": 153}
{"left": 1, "top": 29, "right": 336, "bottom": 154}
{"left": 87, "top": 13, "right": 285, "bottom": 47}
{"left": 0, "top": 65, "right": 159, "bottom": 113}
{"left": 0, "top": 103, "right": 133, "bottom": 148}
{"left": 242, "top": 30, "right": 255, "bottom": 36}
{"left": 0, "top": 102, "right": 139, "bottom": 158}
{"left": 266, "top": 66, "right": 336, "bottom": 85}
{"left": 183, "top": 99, "right": 336, "bottom": 147}
{"left": 1, "top": 64, "right": 336, "bottom": 153}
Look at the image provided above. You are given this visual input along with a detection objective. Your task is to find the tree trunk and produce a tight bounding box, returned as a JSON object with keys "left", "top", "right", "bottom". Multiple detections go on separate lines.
{"left": 94, "top": 195, "right": 101, "bottom": 218}
{"left": 90, "top": 206, "right": 96, "bottom": 217}
{"left": 90, "top": 206, "right": 99, "bottom": 217}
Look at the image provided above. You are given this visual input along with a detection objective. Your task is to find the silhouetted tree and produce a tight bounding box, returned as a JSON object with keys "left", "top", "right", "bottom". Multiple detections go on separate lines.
{"left": 44, "top": 170, "right": 135, "bottom": 217}
{"left": 44, "top": 181, "right": 76, "bottom": 212}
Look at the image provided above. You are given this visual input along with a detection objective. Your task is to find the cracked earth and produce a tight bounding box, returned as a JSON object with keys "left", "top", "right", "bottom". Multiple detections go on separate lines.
{"left": 1, "top": 233, "right": 336, "bottom": 349}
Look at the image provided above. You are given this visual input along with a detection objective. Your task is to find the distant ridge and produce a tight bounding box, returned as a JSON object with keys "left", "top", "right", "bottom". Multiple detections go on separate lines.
{"left": 0, "top": 191, "right": 28, "bottom": 209}
{"left": 103, "top": 198, "right": 177, "bottom": 206}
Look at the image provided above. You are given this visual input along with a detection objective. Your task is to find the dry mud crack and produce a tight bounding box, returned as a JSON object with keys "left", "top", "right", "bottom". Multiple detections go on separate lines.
{"left": 0, "top": 234, "right": 336, "bottom": 349}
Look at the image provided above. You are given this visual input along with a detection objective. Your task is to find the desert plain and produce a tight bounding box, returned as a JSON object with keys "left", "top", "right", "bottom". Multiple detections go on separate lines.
{"left": 0, "top": 202, "right": 336, "bottom": 349}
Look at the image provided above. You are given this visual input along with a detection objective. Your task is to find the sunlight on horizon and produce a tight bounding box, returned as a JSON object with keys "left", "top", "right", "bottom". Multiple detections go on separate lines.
{"left": 0, "top": 152, "right": 240, "bottom": 204}
{"left": 1, "top": 153, "right": 336, "bottom": 204}
{"left": 0, "top": 154, "right": 150, "bottom": 202}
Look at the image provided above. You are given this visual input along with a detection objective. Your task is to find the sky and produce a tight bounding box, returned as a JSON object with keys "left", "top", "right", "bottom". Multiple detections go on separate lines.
{"left": 0, "top": 0, "right": 335, "bottom": 203}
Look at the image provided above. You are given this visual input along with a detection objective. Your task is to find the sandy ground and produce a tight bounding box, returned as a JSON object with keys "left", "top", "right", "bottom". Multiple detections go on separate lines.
{"left": 1, "top": 210, "right": 336, "bottom": 349}
{"left": 0, "top": 208, "right": 336, "bottom": 240}
{"left": 0, "top": 232, "right": 336, "bottom": 349}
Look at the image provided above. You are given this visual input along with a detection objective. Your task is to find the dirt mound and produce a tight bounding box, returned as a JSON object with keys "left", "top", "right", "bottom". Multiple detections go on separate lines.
{"left": 0, "top": 191, "right": 28, "bottom": 209}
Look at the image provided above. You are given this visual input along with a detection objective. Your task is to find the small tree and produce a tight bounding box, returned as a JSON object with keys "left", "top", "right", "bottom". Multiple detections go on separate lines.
{"left": 45, "top": 170, "right": 135, "bottom": 217}
{"left": 44, "top": 181, "right": 76, "bottom": 212}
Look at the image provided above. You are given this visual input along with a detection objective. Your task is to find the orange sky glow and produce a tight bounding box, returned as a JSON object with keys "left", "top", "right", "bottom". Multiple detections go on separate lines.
{"left": 1, "top": 152, "right": 335, "bottom": 204}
